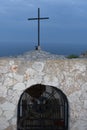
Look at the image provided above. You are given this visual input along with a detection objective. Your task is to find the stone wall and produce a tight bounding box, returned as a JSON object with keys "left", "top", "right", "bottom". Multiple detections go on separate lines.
{"left": 0, "top": 58, "right": 87, "bottom": 130}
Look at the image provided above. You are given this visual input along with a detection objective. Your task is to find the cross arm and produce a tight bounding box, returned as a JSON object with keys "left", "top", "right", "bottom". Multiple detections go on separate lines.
{"left": 28, "top": 17, "right": 49, "bottom": 20}
{"left": 28, "top": 18, "right": 39, "bottom": 20}
{"left": 40, "top": 17, "right": 49, "bottom": 20}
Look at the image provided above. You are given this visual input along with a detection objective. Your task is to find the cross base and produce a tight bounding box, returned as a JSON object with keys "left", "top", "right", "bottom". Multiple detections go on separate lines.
{"left": 35, "top": 45, "right": 41, "bottom": 50}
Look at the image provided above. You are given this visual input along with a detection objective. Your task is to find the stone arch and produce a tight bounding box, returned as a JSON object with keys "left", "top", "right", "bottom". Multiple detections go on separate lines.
{"left": 17, "top": 84, "right": 68, "bottom": 130}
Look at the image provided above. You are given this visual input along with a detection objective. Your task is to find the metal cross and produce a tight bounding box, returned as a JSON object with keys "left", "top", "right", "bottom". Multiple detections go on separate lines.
{"left": 28, "top": 8, "right": 49, "bottom": 50}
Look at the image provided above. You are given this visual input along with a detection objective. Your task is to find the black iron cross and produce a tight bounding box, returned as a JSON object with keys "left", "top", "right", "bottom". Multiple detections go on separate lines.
{"left": 28, "top": 8, "right": 49, "bottom": 50}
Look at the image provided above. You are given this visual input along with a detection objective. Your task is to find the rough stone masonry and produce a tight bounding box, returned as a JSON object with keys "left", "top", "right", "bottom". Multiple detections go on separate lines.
{"left": 0, "top": 50, "right": 87, "bottom": 130}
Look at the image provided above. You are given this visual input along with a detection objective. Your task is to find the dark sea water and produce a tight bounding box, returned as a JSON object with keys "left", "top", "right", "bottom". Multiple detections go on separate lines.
{"left": 0, "top": 42, "right": 87, "bottom": 57}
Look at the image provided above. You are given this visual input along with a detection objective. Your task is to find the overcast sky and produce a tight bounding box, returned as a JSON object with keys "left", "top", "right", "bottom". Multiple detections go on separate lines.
{"left": 0, "top": 0, "right": 87, "bottom": 55}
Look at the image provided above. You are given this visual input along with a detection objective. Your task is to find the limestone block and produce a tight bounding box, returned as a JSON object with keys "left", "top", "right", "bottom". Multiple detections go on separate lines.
{"left": 82, "top": 82, "right": 87, "bottom": 91}
{"left": 26, "top": 79, "right": 37, "bottom": 88}
{"left": 0, "top": 66, "right": 9, "bottom": 74}
{"left": 33, "top": 75, "right": 43, "bottom": 84}
{"left": 0, "top": 85, "right": 7, "bottom": 97}
{"left": 5, "top": 125, "right": 16, "bottom": 130}
{"left": 74, "top": 71, "right": 86, "bottom": 86}
{"left": 83, "top": 100, "right": 87, "bottom": 109}
{"left": 12, "top": 73, "right": 24, "bottom": 82}
{"left": 0, "top": 108, "right": 2, "bottom": 116}
{"left": 3, "top": 110, "right": 14, "bottom": 120}
{"left": 57, "top": 71, "right": 65, "bottom": 83}
{"left": 43, "top": 75, "right": 59, "bottom": 86}
{"left": 44, "top": 75, "right": 50, "bottom": 83}
{"left": 11, "top": 117, "right": 17, "bottom": 125}
{"left": 81, "top": 83, "right": 87, "bottom": 100}
{"left": 25, "top": 68, "right": 37, "bottom": 79}
{"left": 79, "top": 109, "right": 87, "bottom": 121}
{"left": 7, "top": 73, "right": 23, "bottom": 83}
{"left": 62, "top": 80, "right": 80, "bottom": 95}
{"left": 32, "top": 62, "right": 44, "bottom": 72}
{"left": 0, "top": 117, "right": 9, "bottom": 130}
{"left": 7, "top": 89, "right": 19, "bottom": 104}
{"left": 3, "top": 77, "right": 15, "bottom": 87}
{"left": 73, "top": 63, "right": 86, "bottom": 72}
{"left": 0, "top": 102, "right": 15, "bottom": 111}
{"left": 71, "top": 120, "right": 87, "bottom": 130}
{"left": 0, "top": 97, "right": 6, "bottom": 104}
{"left": 7, "top": 73, "right": 13, "bottom": 78}
{"left": 13, "top": 83, "right": 25, "bottom": 91}
{"left": 9, "top": 60, "right": 14, "bottom": 66}
{"left": 10, "top": 65, "right": 18, "bottom": 73}
{"left": 69, "top": 91, "right": 81, "bottom": 103}
{"left": 69, "top": 91, "right": 82, "bottom": 119}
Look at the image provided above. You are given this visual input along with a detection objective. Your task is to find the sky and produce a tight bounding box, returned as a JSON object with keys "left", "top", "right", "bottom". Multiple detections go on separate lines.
{"left": 0, "top": 0, "right": 87, "bottom": 56}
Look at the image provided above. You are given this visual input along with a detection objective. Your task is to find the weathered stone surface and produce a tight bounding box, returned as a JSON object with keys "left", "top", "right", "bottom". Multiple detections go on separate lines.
{"left": 0, "top": 108, "right": 2, "bottom": 116}
{"left": 12, "top": 73, "right": 24, "bottom": 83}
{"left": 6, "top": 72, "right": 24, "bottom": 83}
{"left": 13, "top": 83, "right": 25, "bottom": 91}
{"left": 81, "top": 83, "right": 87, "bottom": 100}
{"left": 25, "top": 79, "right": 37, "bottom": 88}
{"left": 83, "top": 100, "right": 87, "bottom": 109}
{"left": 43, "top": 75, "right": 59, "bottom": 86}
{"left": 69, "top": 91, "right": 82, "bottom": 106}
{"left": 3, "top": 110, "right": 14, "bottom": 120}
{"left": 11, "top": 117, "right": 17, "bottom": 125}
{"left": 9, "top": 60, "right": 14, "bottom": 66}
{"left": 0, "top": 56, "right": 87, "bottom": 130}
{"left": 0, "top": 102, "right": 15, "bottom": 111}
{"left": 71, "top": 120, "right": 87, "bottom": 130}
{"left": 32, "top": 62, "right": 44, "bottom": 72}
{"left": 0, "top": 117, "right": 9, "bottom": 129}
{"left": 79, "top": 109, "right": 87, "bottom": 121}
{"left": 68, "top": 91, "right": 85, "bottom": 128}
{"left": 5, "top": 125, "right": 16, "bottom": 130}
{"left": 20, "top": 50, "right": 65, "bottom": 61}
{"left": 25, "top": 68, "right": 37, "bottom": 79}
{"left": 0, "top": 85, "right": 7, "bottom": 97}
{"left": 7, "top": 89, "right": 19, "bottom": 104}
{"left": 10, "top": 65, "right": 18, "bottom": 73}
{"left": 0, "top": 97, "right": 6, "bottom": 104}
{"left": 3, "top": 77, "right": 15, "bottom": 87}
{"left": 0, "top": 66, "right": 9, "bottom": 74}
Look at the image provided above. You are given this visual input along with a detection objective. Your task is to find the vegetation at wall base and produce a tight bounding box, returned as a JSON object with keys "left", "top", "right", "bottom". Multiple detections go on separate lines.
{"left": 67, "top": 54, "right": 79, "bottom": 59}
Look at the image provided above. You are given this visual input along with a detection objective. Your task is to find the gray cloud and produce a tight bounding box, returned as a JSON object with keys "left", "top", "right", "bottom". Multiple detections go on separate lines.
{"left": 0, "top": 0, "right": 87, "bottom": 44}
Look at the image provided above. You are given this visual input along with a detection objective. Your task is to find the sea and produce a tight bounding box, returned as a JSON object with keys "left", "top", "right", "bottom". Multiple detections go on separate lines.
{"left": 0, "top": 42, "right": 87, "bottom": 57}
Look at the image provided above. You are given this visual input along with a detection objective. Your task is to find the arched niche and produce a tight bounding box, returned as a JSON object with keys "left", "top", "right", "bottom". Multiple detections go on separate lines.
{"left": 17, "top": 84, "right": 68, "bottom": 130}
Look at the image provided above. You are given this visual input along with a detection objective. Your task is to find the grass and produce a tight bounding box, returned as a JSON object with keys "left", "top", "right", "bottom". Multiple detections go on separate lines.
{"left": 67, "top": 54, "right": 79, "bottom": 59}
